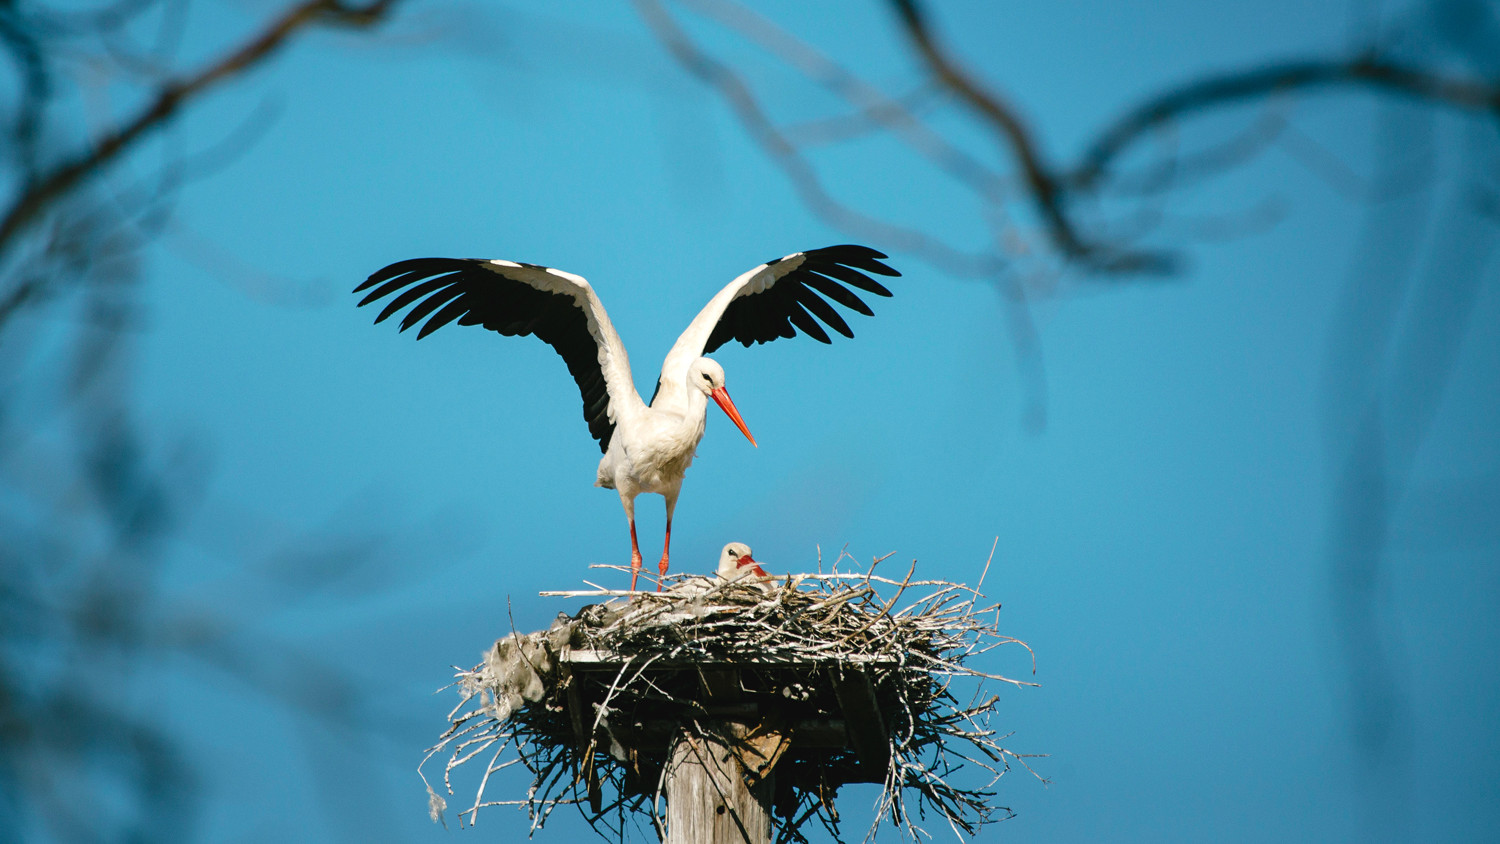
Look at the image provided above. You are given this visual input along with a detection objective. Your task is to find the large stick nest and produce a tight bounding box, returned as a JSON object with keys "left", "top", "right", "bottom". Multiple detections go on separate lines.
{"left": 422, "top": 555, "right": 1041, "bottom": 842}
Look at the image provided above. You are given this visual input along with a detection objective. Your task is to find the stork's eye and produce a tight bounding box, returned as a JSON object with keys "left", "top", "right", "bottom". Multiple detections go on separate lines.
{"left": 702, "top": 373, "right": 711, "bottom": 381}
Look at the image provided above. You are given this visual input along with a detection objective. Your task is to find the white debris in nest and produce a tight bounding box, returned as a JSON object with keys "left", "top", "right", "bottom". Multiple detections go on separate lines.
{"left": 466, "top": 623, "right": 570, "bottom": 721}
{"left": 426, "top": 787, "right": 447, "bottom": 826}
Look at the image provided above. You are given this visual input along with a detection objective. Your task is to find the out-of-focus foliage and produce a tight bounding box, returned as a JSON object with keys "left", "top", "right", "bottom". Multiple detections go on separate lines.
{"left": 1, "top": 2, "right": 400, "bottom": 840}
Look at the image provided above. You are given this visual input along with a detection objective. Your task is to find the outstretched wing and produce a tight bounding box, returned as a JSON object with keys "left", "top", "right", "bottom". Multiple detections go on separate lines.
{"left": 353, "top": 257, "right": 642, "bottom": 453}
{"left": 654, "top": 245, "right": 898, "bottom": 407}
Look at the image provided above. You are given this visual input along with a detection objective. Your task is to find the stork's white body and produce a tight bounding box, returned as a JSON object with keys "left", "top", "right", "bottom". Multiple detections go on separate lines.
{"left": 596, "top": 386, "right": 706, "bottom": 500}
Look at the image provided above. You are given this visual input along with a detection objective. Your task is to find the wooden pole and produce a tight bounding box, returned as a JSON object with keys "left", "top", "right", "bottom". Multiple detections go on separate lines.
{"left": 664, "top": 723, "right": 772, "bottom": 844}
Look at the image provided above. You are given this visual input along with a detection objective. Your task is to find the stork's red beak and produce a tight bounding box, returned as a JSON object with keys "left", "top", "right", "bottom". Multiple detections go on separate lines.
{"left": 738, "top": 553, "right": 770, "bottom": 578}
{"left": 710, "top": 386, "right": 757, "bottom": 447}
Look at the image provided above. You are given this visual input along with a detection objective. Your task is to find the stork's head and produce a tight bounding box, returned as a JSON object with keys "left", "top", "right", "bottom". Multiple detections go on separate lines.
{"left": 687, "top": 357, "right": 726, "bottom": 395}
{"left": 689, "top": 358, "right": 756, "bottom": 447}
{"left": 717, "top": 542, "right": 770, "bottom": 581}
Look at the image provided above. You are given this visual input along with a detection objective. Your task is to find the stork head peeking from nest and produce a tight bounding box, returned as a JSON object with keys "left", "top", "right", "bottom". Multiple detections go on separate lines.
{"left": 716, "top": 542, "right": 772, "bottom": 587}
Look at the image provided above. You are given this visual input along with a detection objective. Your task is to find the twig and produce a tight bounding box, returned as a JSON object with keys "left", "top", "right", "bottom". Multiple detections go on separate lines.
{"left": 972, "top": 537, "right": 998, "bottom": 608}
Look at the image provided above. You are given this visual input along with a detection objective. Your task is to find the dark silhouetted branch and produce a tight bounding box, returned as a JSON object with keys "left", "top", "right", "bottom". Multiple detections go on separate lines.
{"left": 0, "top": 0, "right": 402, "bottom": 255}
{"left": 1073, "top": 54, "right": 1500, "bottom": 191}
{"left": 886, "top": 0, "right": 1171, "bottom": 273}
{"left": 632, "top": 0, "right": 1002, "bottom": 281}
{"left": 885, "top": 0, "right": 1500, "bottom": 275}
{"left": 681, "top": 0, "right": 1010, "bottom": 201}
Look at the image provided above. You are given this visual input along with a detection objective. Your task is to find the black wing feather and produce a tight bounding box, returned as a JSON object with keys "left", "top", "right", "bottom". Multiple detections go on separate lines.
{"left": 355, "top": 259, "right": 426, "bottom": 291}
{"left": 398, "top": 284, "right": 464, "bottom": 332}
{"left": 785, "top": 300, "right": 831, "bottom": 344}
{"left": 703, "top": 244, "right": 898, "bottom": 353}
{"left": 815, "top": 244, "right": 901, "bottom": 276}
{"left": 354, "top": 258, "right": 617, "bottom": 452}
{"left": 802, "top": 274, "right": 873, "bottom": 317}
{"left": 418, "top": 296, "right": 470, "bottom": 338}
{"left": 375, "top": 277, "right": 455, "bottom": 323}
{"left": 794, "top": 285, "right": 854, "bottom": 338}
{"left": 810, "top": 262, "right": 894, "bottom": 298}
{"left": 357, "top": 273, "right": 424, "bottom": 308}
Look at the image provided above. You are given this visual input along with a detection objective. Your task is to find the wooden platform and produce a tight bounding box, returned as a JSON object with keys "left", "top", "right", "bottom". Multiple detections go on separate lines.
{"left": 557, "top": 644, "right": 899, "bottom": 828}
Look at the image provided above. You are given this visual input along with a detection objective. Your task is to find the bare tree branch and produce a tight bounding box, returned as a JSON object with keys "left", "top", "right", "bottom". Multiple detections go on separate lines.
{"left": 886, "top": 0, "right": 1170, "bottom": 273}
{"left": 632, "top": 0, "right": 1002, "bottom": 279}
{"left": 1, "top": 3, "right": 416, "bottom": 838}
{"left": 885, "top": 0, "right": 1500, "bottom": 275}
{"left": 1073, "top": 53, "right": 1500, "bottom": 190}
{"left": 682, "top": 0, "right": 1011, "bottom": 201}
{"left": 0, "top": 0, "right": 402, "bottom": 255}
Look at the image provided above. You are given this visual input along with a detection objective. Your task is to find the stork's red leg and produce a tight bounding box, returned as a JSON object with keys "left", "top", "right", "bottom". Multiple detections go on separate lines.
{"left": 628, "top": 517, "right": 644, "bottom": 591}
{"left": 656, "top": 517, "right": 672, "bottom": 592}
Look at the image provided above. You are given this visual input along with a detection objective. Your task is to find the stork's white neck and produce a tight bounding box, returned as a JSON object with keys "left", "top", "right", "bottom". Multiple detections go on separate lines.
{"left": 678, "top": 381, "right": 709, "bottom": 441}
{"left": 647, "top": 368, "right": 711, "bottom": 430}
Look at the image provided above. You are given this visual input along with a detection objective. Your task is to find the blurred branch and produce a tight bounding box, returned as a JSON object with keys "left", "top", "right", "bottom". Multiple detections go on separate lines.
{"left": 0, "top": 277, "right": 44, "bottom": 328}
{"left": 0, "top": 8, "right": 50, "bottom": 181}
{"left": 1102, "top": 99, "right": 1294, "bottom": 198}
{"left": 635, "top": 1, "right": 1500, "bottom": 284}
{"left": 887, "top": 0, "right": 1500, "bottom": 275}
{"left": 885, "top": 0, "right": 1168, "bottom": 273}
{"left": 632, "top": 0, "right": 1002, "bottom": 280}
{"left": 1073, "top": 53, "right": 1500, "bottom": 190}
{"left": 781, "top": 82, "right": 941, "bottom": 147}
{"left": 681, "top": 0, "right": 1010, "bottom": 201}
{"left": 0, "top": 0, "right": 402, "bottom": 256}
{"left": 0, "top": 2, "right": 413, "bottom": 838}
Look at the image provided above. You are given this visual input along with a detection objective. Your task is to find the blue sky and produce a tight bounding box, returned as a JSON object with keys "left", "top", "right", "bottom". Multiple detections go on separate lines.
{"left": 68, "top": 0, "right": 1500, "bottom": 841}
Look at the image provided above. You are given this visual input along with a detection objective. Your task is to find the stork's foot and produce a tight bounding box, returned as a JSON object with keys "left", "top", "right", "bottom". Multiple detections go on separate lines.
{"left": 656, "top": 555, "right": 670, "bottom": 592}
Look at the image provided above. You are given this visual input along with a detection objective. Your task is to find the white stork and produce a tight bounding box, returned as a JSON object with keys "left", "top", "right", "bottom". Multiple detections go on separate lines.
{"left": 717, "top": 542, "right": 773, "bottom": 589}
{"left": 353, "top": 245, "right": 898, "bottom": 590}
